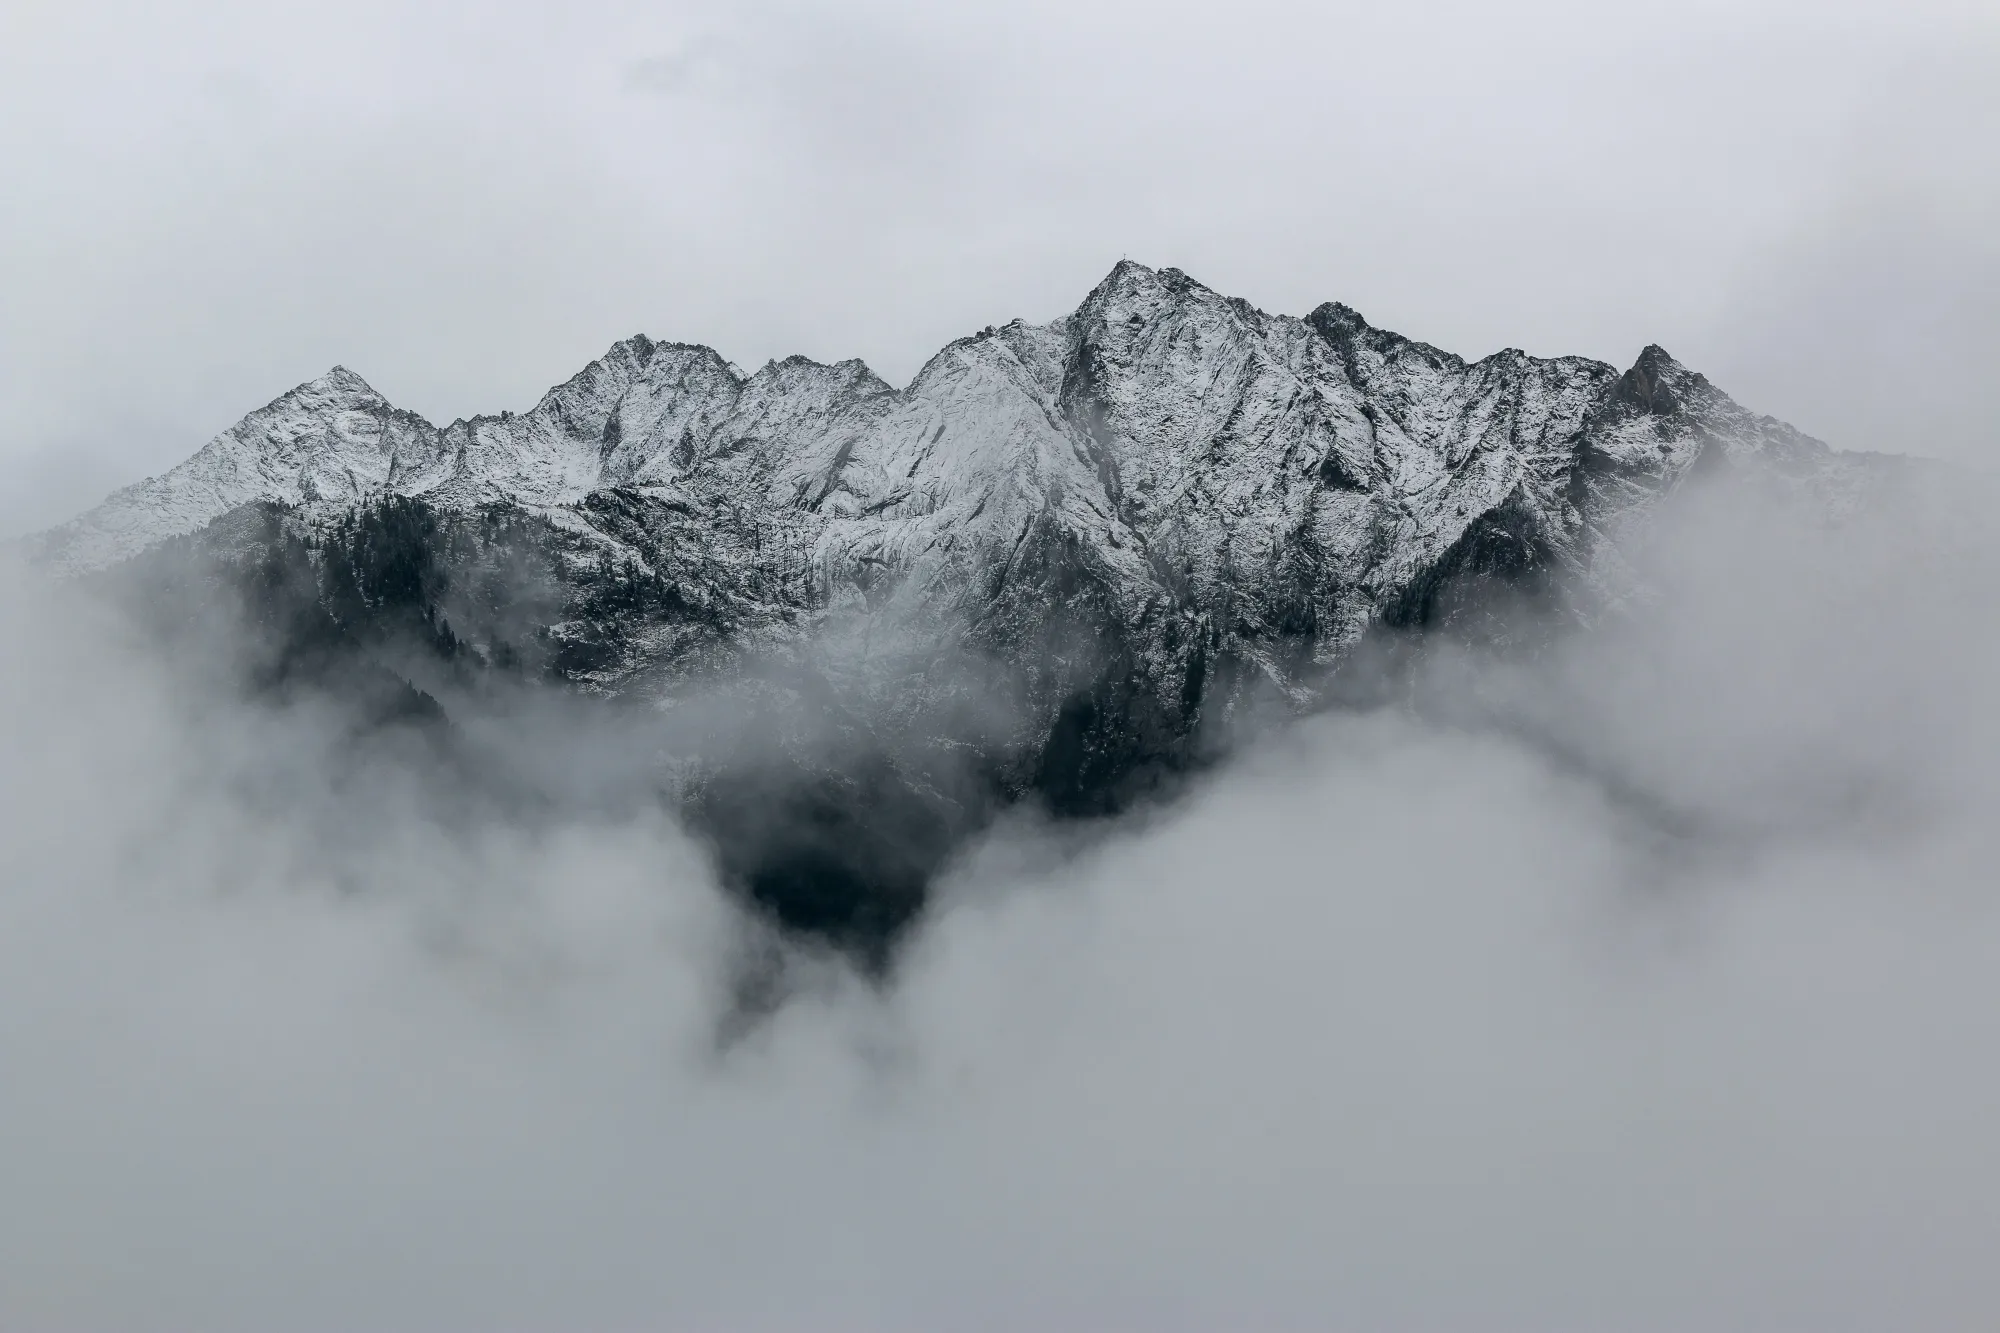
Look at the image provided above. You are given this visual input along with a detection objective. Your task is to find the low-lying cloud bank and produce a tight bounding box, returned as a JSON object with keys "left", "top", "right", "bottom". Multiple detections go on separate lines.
{"left": 3, "top": 468, "right": 1999, "bottom": 1331}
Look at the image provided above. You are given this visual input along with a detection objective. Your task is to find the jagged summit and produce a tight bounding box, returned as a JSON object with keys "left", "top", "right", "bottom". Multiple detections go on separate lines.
{"left": 1094, "top": 256, "right": 1167, "bottom": 290}
{"left": 1613, "top": 344, "right": 1691, "bottom": 412}
{"left": 1307, "top": 300, "right": 1372, "bottom": 331}
{"left": 309, "top": 365, "right": 380, "bottom": 394}
{"left": 39, "top": 260, "right": 1858, "bottom": 606}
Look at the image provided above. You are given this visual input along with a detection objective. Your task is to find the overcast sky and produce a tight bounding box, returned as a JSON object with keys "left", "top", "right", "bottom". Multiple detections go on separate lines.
{"left": 2, "top": 0, "right": 1995, "bottom": 535}
{"left": 6, "top": 10, "right": 2000, "bottom": 1323}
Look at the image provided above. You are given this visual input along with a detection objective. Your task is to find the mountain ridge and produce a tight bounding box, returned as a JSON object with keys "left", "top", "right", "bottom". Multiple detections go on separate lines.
{"left": 41, "top": 260, "right": 1826, "bottom": 576}
{"left": 35, "top": 257, "right": 1909, "bottom": 757}
{"left": 27, "top": 260, "right": 1922, "bottom": 959}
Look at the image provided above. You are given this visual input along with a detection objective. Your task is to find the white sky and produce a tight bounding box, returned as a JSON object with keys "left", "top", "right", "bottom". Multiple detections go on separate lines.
{"left": 2, "top": 0, "right": 1995, "bottom": 534}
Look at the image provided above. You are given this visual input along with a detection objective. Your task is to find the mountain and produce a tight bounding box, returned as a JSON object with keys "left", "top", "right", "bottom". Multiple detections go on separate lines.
{"left": 31, "top": 261, "right": 1915, "bottom": 962}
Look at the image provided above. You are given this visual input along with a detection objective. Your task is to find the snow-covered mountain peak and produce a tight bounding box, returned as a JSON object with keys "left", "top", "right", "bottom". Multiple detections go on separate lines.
{"left": 302, "top": 364, "right": 383, "bottom": 398}
{"left": 1078, "top": 259, "right": 1235, "bottom": 330}
{"left": 30, "top": 362, "right": 436, "bottom": 571}
{"left": 1610, "top": 344, "right": 1698, "bottom": 416}
{"left": 37, "top": 262, "right": 1889, "bottom": 615}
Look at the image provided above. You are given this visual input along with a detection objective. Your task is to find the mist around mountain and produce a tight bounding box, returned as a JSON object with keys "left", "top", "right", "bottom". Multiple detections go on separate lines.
{"left": 3, "top": 368, "right": 1998, "bottom": 1325}
{"left": 7, "top": 260, "right": 1999, "bottom": 1327}
{"left": 27, "top": 261, "right": 1958, "bottom": 969}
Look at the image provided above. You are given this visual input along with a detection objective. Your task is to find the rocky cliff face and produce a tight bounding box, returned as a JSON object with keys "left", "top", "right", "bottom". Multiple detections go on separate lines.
{"left": 34, "top": 261, "right": 1912, "bottom": 960}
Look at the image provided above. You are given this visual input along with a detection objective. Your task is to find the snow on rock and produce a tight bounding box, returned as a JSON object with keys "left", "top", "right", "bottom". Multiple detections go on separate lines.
{"left": 35, "top": 367, "right": 444, "bottom": 572}
{"left": 36, "top": 261, "right": 1892, "bottom": 691}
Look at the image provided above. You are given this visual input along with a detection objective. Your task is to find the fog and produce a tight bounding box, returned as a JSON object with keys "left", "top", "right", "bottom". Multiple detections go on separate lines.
{"left": 6, "top": 1, "right": 2000, "bottom": 1323}
{"left": 2, "top": 458, "right": 1998, "bottom": 1330}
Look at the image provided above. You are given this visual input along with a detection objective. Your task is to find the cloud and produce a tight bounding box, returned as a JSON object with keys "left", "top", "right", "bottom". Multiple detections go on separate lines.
{"left": 1702, "top": 40, "right": 2000, "bottom": 465}
{"left": 623, "top": 38, "right": 721, "bottom": 96}
{"left": 2, "top": 455, "right": 1998, "bottom": 1328}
